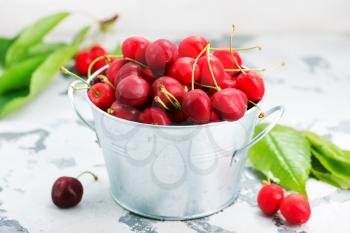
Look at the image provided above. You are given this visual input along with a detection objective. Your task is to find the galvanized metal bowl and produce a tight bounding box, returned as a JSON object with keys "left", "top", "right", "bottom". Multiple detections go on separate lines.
{"left": 68, "top": 65, "right": 284, "bottom": 220}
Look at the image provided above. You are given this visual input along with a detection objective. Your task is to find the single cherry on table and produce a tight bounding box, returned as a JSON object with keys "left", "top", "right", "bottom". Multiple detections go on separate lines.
{"left": 51, "top": 171, "right": 98, "bottom": 209}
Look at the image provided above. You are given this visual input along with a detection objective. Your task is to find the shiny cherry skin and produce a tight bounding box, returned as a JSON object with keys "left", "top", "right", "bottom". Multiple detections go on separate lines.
{"left": 178, "top": 35, "right": 208, "bottom": 58}
{"left": 167, "top": 57, "right": 200, "bottom": 85}
{"left": 88, "top": 83, "right": 115, "bottom": 111}
{"left": 75, "top": 51, "right": 93, "bottom": 76}
{"left": 106, "top": 59, "right": 126, "bottom": 83}
{"left": 116, "top": 74, "right": 150, "bottom": 107}
{"left": 211, "top": 88, "right": 247, "bottom": 121}
{"left": 90, "top": 45, "right": 108, "bottom": 72}
{"left": 108, "top": 101, "right": 140, "bottom": 121}
{"left": 209, "top": 110, "right": 220, "bottom": 122}
{"left": 209, "top": 73, "right": 237, "bottom": 96}
{"left": 152, "top": 76, "right": 185, "bottom": 109}
{"left": 212, "top": 50, "right": 242, "bottom": 76}
{"left": 51, "top": 176, "right": 83, "bottom": 208}
{"left": 122, "top": 36, "right": 150, "bottom": 63}
{"left": 198, "top": 55, "right": 225, "bottom": 86}
{"left": 114, "top": 62, "right": 143, "bottom": 85}
{"left": 236, "top": 71, "right": 265, "bottom": 102}
{"left": 139, "top": 107, "right": 171, "bottom": 125}
{"left": 280, "top": 194, "right": 311, "bottom": 225}
{"left": 257, "top": 184, "right": 285, "bottom": 216}
{"left": 145, "top": 39, "right": 178, "bottom": 75}
{"left": 182, "top": 89, "right": 211, "bottom": 124}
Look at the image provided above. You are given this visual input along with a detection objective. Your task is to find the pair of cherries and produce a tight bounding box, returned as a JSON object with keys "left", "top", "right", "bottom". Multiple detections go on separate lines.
{"left": 71, "top": 34, "right": 265, "bottom": 126}
{"left": 257, "top": 183, "right": 311, "bottom": 225}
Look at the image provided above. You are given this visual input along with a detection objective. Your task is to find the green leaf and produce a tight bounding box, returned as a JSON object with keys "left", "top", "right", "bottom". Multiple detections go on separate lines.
{"left": 0, "top": 37, "right": 15, "bottom": 67}
{"left": 304, "top": 131, "right": 350, "bottom": 180}
{"left": 311, "top": 154, "right": 350, "bottom": 189}
{"left": 0, "top": 55, "right": 47, "bottom": 94}
{"left": 248, "top": 124, "right": 311, "bottom": 195}
{"left": 0, "top": 26, "right": 89, "bottom": 118}
{"left": 5, "top": 12, "right": 70, "bottom": 66}
{"left": 25, "top": 42, "right": 66, "bottom": 59}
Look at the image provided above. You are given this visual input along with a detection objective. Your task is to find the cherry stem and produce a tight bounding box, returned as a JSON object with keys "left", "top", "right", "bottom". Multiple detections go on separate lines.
{"left": 191, "top": 44, "right": 210, "bottom": 90}
{"left": 224, "top": 67, "right": 266, "bottom": 72}
{"left": 158, "top": 83, "right": 182, "bottom": 111}
{"left": 211, "top": 45, "right": 262, "bottom": 52}
{"left": 124, "top": 57, "right": 162, "bottom": 76}
{"left": 124, "top": 57, "right": 147, "bottom": 68}
{"left": 77, "top": 171, "right": 99, "bottom": 181}
{"left": 87, "top": 54, "right": 122, "bottom": 77}
{"left": 154, "top": 96, "right": 170, "bottom": 111}
{"left": 97, "top": 75, "right": 115, "bottom": 88}
{"left": 60, "top": 66, "right": 100, "bottom": 97}
{"left": 248, "top": 100, "right": 265, "bottom": 118}
{"left": 206, "top": 44, "right": 221, "bottom": 91}
{"left": 230, "top": 24, "right": 246, "bottom": 75}
{"left": 262, "top": 180, "right": 270, "bottom": 185}
{"left": 194, "top": 81, "right": 220, "bottom": 91}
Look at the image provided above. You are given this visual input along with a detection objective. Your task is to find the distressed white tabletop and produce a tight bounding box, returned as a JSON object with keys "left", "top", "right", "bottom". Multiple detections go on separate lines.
{"left": 1, "top": 33, "right": 350, "bottom": 233}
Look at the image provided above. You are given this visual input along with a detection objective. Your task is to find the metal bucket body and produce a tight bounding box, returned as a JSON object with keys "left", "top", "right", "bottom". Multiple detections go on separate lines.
{"left": 91, "top": 102, "right": 259, "bottom": 220}
{"left": 68, "top": 66, "right": 284, "bottom": 220}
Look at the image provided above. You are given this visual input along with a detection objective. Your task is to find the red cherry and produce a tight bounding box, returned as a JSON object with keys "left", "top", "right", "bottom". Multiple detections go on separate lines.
{"left": 167, "top": 57, "right": 200, "bottom": 85}
{"left": 74, "top": 45, "right": 107, "bottom": 76}
{"left": 198, "top": 55, "right": 225, "bottom": 86}
{"left": 116, "top": 75, "right": 150, "bottom": 107}
{"left": 145, "top": 39, "right": 178, "bottom": 75}
{"left": 280, "top": 194, "right": 311, "bottom": 225}
{"left": 236, "top": 71, "right": 265, "bottom": 102}
{"left": 51, "top": 176, "right": 83, "bottom": 208}
{"left": 182, "top": 89, "right": 211, "bottom": 124}
{"left": 257, "top": 184, "right": 285, "bottom": 216}
{"left": 88, "top": 83, "right": 115, "bottom": 111}
{"left": 114, "top": 62, "right": 143, "bottom": 85}
{"left": 106, "top": 59, "right": 126, "bottom": 83}
{"left": 139, "top": 107, "right": 171, "bottom": 125}
{"left": 221, "top": 77, "right": 237, "bottom": 89}
{"left": 75, "top": 51, "right": 93, "bottom": 76}
{"left": 208, "top": 73, "right": 237, "bottom": 96}
{"left": 90, "top": 45, "right": 108, "bottom": 72}
{"left": 178, "top": 36, "right": 208, "bottom": 58}
{"left": 213, "top": 50, "right": 242, "bottom": 76}
{"left": 122, "top": 36, "right": 150, "bottom": 63}
{"left": 209, "top": 110, "right": 220, "bottom": 122}
{"left": 108, "top": 101, "right": 140, "bottom": 121}
{"left": 211, "top": 88, "right": 247, "bottom": 121}
{"left": 142, "top": 67, "right": 156, "bottom": 83}
{"left": 152, "top": 77, "right": 185, "bottom": 109}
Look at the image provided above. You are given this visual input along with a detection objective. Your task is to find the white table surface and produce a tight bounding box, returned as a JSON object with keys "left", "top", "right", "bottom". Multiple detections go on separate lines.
{"left": 1, "top": 33, "right": 350, "bottom": 233}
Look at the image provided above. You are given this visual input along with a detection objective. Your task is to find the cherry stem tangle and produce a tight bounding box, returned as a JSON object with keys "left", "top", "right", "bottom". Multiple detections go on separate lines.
{"left": 158, "top": 83, "right": 182, "bottom": 110}
{"left": 191, "top": 44, "right": 210, "bottom": 90}
{"left": 230, "top": 25, "right": 246, "bottom": 75}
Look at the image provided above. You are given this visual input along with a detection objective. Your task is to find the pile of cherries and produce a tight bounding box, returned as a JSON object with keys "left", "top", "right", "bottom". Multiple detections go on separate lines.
{"left": 257, "top": 182, "right": 311, "bottom": 225}
{"left": 70, "top": 35, "right": 265, "bottom": 125}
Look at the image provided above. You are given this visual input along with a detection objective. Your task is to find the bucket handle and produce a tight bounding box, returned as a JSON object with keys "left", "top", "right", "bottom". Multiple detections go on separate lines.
{"left": 68, "top": 65, "right": 109, "bottom": 132}
{"left": 68, "top": 80, "right": 96, "bottom": 132}
{"left": 230, "top": 105, "right": 284, "bottom": 165}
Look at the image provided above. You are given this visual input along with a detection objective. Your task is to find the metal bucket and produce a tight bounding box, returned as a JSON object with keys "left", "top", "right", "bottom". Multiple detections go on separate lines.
{"left": 68, "top": 66, "right": 284, "bottom": 220}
